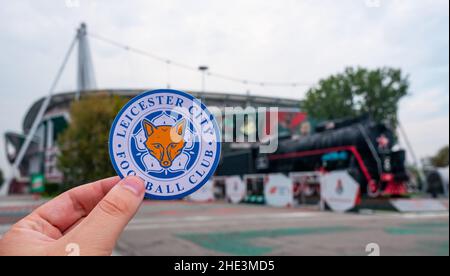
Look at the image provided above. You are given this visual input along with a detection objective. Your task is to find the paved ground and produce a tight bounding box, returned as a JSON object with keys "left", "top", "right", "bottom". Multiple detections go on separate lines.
{"left": 1, "top": 197, "right": 448, "bottom": 256}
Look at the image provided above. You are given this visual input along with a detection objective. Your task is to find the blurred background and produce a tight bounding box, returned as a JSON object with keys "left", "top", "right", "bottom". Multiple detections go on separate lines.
{"left": 0, "top": 0, "right": 448, "bottom": 256}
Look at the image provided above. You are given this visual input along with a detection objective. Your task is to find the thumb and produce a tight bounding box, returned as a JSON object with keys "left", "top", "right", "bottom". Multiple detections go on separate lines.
{"left": 66, "top": 176, "right": 145, "bottom": 255}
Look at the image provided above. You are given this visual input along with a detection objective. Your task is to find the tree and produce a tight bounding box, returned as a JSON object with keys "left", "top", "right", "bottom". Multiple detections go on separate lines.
{"left": 301, "top": 67, "right": 409, "bottom": 128}
{"left": 57, "top": 94, "right": 128, "bottom": 189}
{"left": 0, "top": 168, "right": 3, "bottom": 187}
{"left": 431, "top": 145, "right": 449, "bottom": 168}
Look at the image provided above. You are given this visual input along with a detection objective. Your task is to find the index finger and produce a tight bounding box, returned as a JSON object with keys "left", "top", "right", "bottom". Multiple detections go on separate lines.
{"left": 28, "top": 176, "right": 121, "bottom": 234}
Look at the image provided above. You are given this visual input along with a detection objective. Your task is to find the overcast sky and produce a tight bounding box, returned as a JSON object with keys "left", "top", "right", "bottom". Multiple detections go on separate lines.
{"left": 0, "top": 0, "right": 448, "bottom": 177}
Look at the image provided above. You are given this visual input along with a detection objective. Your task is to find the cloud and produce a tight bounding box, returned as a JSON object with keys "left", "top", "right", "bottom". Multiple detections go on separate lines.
{"left": 400, "top": 88, "right": 449, "bottom": 121}
{"left": 399, "top": 115, "right": 449, "bottom": 161}
{"left": 399, "top": 86, "right": 449, "bottom": 162}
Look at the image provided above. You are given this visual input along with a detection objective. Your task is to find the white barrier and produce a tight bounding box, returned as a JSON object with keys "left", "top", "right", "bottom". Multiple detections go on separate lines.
{"left": 264, "top": 173, "right": 294, "bottom": 208}
{"left": 224, "top": 176, "right": 246, "bottom": 204}
{"left": 320, "top": 171, "right": 359, "bottom": 213}
{"left": 187, "top": 180, "right": 214, "bottom": 202}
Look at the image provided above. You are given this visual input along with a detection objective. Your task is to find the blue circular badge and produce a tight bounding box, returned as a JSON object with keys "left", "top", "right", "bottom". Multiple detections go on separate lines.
{"left": 109, "top": 89, "right": 221, "bottom": 200}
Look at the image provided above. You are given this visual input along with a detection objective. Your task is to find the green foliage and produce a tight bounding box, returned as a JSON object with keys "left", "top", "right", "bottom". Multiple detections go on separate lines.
{"left": 41, "top": 182, "right": 62, "bottom": 198}
{"left": 57, "top": 94, "right": 128, "bottom": 189}
{"left": 431, "top": 145, "right": 449, "bottom": 168}
{"left": 301, "top": 67, "right": 409, "bottom": 127}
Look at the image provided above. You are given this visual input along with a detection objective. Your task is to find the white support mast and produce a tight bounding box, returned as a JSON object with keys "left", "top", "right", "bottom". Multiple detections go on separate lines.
{"left": 1, "top": 23, "right": 96, "bottom": 196}
{"left": 76, "top": 23, "right": 97, "bottom": 99}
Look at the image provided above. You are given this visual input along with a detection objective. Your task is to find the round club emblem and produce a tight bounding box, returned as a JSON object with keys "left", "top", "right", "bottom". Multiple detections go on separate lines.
{"left": 109, "top": 89, "right": 221, "bottom": 200}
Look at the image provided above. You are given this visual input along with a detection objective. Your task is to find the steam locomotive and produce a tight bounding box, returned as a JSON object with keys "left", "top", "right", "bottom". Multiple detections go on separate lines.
{"left": 216, "top": 115, "right": 409, "bottom": 198}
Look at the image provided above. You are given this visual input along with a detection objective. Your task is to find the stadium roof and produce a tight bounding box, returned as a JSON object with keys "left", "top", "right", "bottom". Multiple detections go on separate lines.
{"left": 23, "top": 89, "right": 302, "bottom": 133}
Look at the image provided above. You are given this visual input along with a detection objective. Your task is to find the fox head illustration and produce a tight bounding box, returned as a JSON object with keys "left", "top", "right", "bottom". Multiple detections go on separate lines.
{"left": 142, "top": 119, "right": 187, "bottom": 168}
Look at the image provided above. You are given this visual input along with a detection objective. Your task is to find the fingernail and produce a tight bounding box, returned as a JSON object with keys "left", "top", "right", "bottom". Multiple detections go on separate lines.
{"left": 122, "top": 176, "right": 145, "bottom": 195}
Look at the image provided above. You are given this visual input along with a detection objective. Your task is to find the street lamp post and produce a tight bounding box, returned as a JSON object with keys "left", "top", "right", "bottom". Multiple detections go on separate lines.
{"left": 198, "top": 65, "right": 209, "bottom": 93}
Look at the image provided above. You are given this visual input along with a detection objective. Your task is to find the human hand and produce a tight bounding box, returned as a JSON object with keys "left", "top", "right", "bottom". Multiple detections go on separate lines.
{"left": 0, "top": 176, "right": 145, "bottom": 256}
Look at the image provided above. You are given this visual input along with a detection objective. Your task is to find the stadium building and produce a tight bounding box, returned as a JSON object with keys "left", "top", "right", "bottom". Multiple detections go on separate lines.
{"left": 4, "top": 89, "right": 303, "bottom": 192}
